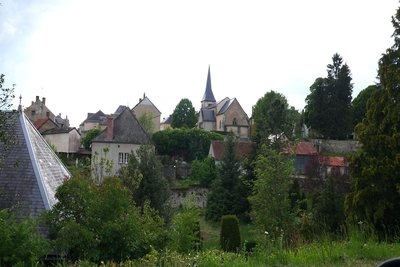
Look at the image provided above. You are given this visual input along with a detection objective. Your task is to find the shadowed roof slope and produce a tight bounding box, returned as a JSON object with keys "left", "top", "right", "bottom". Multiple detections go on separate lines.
{"left": 0, "top": 111, "right": 70, "bottom": 218}
{"left": 92, "top": 107, "right": 151, "bottom": 144}
{"left": 202, "top": 66, "right": 216, "bottom": 103}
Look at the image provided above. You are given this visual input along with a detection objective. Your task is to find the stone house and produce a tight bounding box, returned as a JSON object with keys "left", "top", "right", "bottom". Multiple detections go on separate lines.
{"left": 132, "top": 94, "right": 161, "bottom": 133}
{"left": 91, "top": 107, "right": 151, "bottom": 179}
{"left": 0, "top": 110, "right": 70, "bottom": 219}
{"left": 24, "top": 96, "right": 69, "bottom": 127}
{"left": 198, "top": 67, "right": 250, "bottom": 139}
{"left": 41, "top": 127, "right": 81, "bottom": 155}
{"left": 79, "top": 110, "right": 107, "bottom": 137}
{"left": 160, "top": 116, "right": 172, "bottom": 130}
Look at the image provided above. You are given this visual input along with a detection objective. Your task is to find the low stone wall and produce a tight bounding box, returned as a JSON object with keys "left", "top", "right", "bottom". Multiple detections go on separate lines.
{"left": 168, "top": 186, "right": 208, "bottom": 209}
{"left": 311, "top": 139, "right": 360, "bottom": 154}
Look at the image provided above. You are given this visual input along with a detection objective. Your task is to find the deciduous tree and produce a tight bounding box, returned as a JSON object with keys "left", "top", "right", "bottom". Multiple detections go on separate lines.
{"left": 351, "top": 85, "right": 378, "bottom": 128}
{"left": 171, "top": 98, "right": 197, "bottom": 128}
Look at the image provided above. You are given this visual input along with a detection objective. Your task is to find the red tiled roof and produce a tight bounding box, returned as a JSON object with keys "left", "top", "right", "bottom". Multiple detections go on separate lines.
{"left": 210, "top": 140, "right": 253, "bottom": 161}
{"left": 319, "top": 156, "right": 348, "bottom": 167}
{"left": 295, "top": 141, "right": 318, "bottom": 155}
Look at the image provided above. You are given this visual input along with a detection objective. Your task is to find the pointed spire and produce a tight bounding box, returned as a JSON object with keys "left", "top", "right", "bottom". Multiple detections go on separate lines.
{"left": 202, "top": 65, "right": 216, "bottom": 103}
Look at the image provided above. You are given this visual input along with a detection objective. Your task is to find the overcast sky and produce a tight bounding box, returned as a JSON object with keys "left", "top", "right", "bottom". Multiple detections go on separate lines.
{"left": 1, "top": 0, "right": 399, "bottom": 127}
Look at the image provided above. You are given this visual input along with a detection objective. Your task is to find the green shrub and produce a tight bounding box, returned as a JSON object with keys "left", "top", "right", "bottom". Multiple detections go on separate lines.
{"left": 220, "top": 215, "right": 241, "bottom": 252}
{"left": 0, "top": 208, "right": 48, "bottom": 266}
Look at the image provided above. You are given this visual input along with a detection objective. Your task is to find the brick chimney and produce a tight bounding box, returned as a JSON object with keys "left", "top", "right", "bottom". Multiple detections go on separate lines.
{"left": 106, "top": 116, "right": 114, "bottom": 140}
{"left": 42, "top": 97, "right": 46, "bottom": 105}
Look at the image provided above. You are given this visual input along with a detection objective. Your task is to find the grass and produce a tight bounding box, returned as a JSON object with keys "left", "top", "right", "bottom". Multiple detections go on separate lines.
{"left": 169, "top": 178, "right": 200, "bottom": 189}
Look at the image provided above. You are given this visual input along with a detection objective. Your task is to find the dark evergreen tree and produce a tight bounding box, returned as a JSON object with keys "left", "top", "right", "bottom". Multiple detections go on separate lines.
{"left": 304, "top": 53, "right": 353, "bottom": 139}
{"left": 351, "top": 85, "right": 379, "bottom": 128}
{"left": 205, "top": 134, "right": 249, "bottom": 221}
{"left": 345, "top": 5, "right": 400, "bottom": 237}
{"left": 171, "top": 98, "right": 197, "bottom": 128}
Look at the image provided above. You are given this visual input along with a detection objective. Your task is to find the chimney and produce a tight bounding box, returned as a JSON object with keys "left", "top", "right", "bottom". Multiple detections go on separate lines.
{"left": 42, "top": 97, "right": 46, "bottom": 105}
{"left": 36, "top": 96, "right": 39, "bottom": 102}
{"left": 106, "top": 116, "right": 114, "bottom": 140}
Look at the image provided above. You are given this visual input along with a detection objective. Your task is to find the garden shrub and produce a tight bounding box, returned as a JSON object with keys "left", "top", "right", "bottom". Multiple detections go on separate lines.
{"left": 220, "top": 215, "right": 241, "bottom": 252}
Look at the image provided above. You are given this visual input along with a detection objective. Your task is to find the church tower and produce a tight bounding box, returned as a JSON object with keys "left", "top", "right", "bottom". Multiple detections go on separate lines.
{"left": 201, "top": 66, "right": 216, "bottom": 108}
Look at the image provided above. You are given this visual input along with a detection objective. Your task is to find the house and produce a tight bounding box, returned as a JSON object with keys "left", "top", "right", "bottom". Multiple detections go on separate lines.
{"left": 293, "top": 141, "right": 318, "bottom": 175}
{"left": 132, "top": 93, "right": 161, "bottom": 133}
{"left": 209, "top": 139, "right": 253, "bottom": 161}
{"left": 160, "top": 116, "right": 172, "bottom": 131}
{"left": 318, "top": 156, "right": 349, "bottom": 177}
{"left": 41, "top": 127, "right": 81, "bottom": 155}
{"left": 91, "top": 107, "right": 151, "bottom": 179}
{"left": 79, "top": 110, "right": 107, "bottom": 137}
{"left": 198, "top": 66, "right": 250, "bottom": 139}
{"left": 33, "top": 118, "right": 59, "bottom": 134}
{"left": 24, "top": 96, "right": 69, "bottom": 127}
{"left": 0, "top": 109, "right": 70, "bottom": 219}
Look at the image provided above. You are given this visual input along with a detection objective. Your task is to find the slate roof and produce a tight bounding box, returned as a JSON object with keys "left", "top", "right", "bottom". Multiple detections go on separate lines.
{"left": 132, "top": 96, "right": 161, "bottom": 115}
{"left": 202, "top": 66, "right": 216, "bottom": 103}
{"left": 115, "top": 105, "right": 129, "bottom": 115}
{"left": 92, "top": 107, "right": 151, "bottom": 144}
{"left": 217, "top": 98, "right": 234, "bottom": 115}
{"left": 0, "top": 111, "right": 70, "bottom": 218}
{"left": 81, "top": 110, "right": 107, "bottom": 124}
{"left": 209, "top": 140, "right": 253, "bottom": 161}
{"left": 200, "top": 108, "right": 216, "bottom": 122}
{"left": 41, "top": 127, "right": 80, "bottom": 135}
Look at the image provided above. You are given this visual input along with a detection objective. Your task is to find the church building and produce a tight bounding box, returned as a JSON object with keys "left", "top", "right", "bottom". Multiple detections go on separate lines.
{"left": 197, "top": 66, "right": 250, "bottom": 139}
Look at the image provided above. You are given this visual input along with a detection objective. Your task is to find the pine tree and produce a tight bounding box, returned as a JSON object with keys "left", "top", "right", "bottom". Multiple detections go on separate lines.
{"left": 345, "top": 5, "right": 400, "bottom": 236}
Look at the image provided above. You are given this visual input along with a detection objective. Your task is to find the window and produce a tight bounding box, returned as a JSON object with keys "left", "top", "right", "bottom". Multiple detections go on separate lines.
{"left": 219, "top": 120, "right": 222, "bottom": 129}
{"left": 31, "top": 110, "right": 35, "bottom": 116}
{"left": 118, "top": 153, "right": 129, "bottom": 164}
{"left": 232, "top": 118, "right": 237, "bottom": 126}
{"left": 46, "top": 111, "right": 50, "bottom": 118}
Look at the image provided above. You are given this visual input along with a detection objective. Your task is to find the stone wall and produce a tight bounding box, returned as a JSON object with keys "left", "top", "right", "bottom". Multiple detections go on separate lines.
{"left": 311, "top": 139, "right": 360, "bottom": 154}
{"left": 168, "top": 186, "right": 208, "bottom": 209}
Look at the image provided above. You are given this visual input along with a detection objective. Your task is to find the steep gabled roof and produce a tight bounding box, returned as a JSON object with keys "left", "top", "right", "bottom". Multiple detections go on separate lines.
{"left": 0, "top": 111, "right": 70, "bottom": 218}
{"left": 200, "top": 108, "right": 216, "bottom": 122}
{"left": 115, "top": 105, "right": 129, "bottom": 115}
{"left": 92, "top": 107, "right": 151, "bottom": 144}
{"left": 82, "top": 110, "right": 107, "bottom": 124}
{"left": 201, "top": 66, "right": 216, "bottom": 103}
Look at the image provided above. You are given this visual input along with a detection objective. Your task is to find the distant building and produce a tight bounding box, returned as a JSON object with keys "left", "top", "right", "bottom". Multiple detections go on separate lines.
{"left": 0, "top": 110, "right": 70, "bottom": 220}
{"left": 24, "top": 96, "right": 69, "bottom": 128}
{"left": 160, "top": 116, "right": 172, "bottom": 131}
{"left": 198, "top": 66, "right": 250, "bottom": 139}
{"left": 91, "top": 107, "right": 151, "bottom": 180}
{"left": 79, "top": 110, "right": 108, "bottom": 137}
{"left": 209, "top": 139, "right": 253, "bottom": 161}
{"left": 132, "top": 94, "right": 161, "bottom": 133}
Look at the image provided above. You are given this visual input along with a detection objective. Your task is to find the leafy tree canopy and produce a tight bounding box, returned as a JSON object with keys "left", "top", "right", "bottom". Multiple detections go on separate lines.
{"left": 304, "top": 53, "right": 353, "bottom": 139}
{"left": 138, "top": 112, "right": 155, "bottom": 134}
{"left": 352, "top": 85, "right": 379, "bottom": 128}
{"left": 252, "top": 90, "right": 300, "bottom": 146}
{"left": 345, "top": 6, "right": 400, "bottom": 237}
{"left": 152, "top": 128, "right": 223, "bottom": 162}
{"left": 81, "top": 128, "right": 102, "bottom": 150}
{"left": 171, "top": 98, "right": 197, "bottom": 128}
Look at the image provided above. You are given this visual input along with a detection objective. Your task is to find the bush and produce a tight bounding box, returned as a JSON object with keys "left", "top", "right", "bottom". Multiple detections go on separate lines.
{"left": 220, "top": 215, "right": 241, "bottom": 252}
{"left": 190, "top": 156, "right": 217, "bottom": 187}
{"left": 0, "top": 208, "right": 48, "bottom": 266}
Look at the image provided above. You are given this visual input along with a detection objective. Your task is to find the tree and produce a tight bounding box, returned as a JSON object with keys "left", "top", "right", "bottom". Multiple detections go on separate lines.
{"left": 205, "top": 134, "right": 249, "bottom": 221}
{"left": 304, "top": 53, "right": 353, "bottom": 139}
{"left": 44, "top": 176, "right": 166, "bottom": 262}
{"left": 0, "top": 74, "right": 15, "bottom": 169}
{"left": 138, "top": 112, "right": 155, "bottom": 134}
{"left": 345, "top": 6, "right": 400, "bottom": 236}
{"left": 352, "top": 85, "right": 379, "bottom": 128}
{"left": 120, "top": 145, "right": 170, "bottom": 217}
{"left": 252, "top": 90, "right": 299, "bottom": 146}
{"left": 152, "top": 128, "right": 223, "bottom": 161}
{"left": 171, "top": 98, "right": 197, "bottom": 128}
{"left": 190, "top": 156, "right": 217, "bottom": 187}
{"left": 248, "top": 145, "right": 293, "bottom": 246}
{"left": 81, "top": 128, "right": 101, "bottom": 150}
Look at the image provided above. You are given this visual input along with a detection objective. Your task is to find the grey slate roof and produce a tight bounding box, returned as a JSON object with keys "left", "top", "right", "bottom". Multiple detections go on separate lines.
{"left": 217, "top": 98, "right": 234, "bottom": 115}
{"left": 82, "top": 110, "right": 107, "bottom": 124}
{"left": 201, "top": 66, "right": 216, "bottom": 103}
{"left": 92, "top": 107, "right": 151, "bottom": 144}
{"left": 115, "top": 105, "right": 129, "bottom": 115}
{"left": 41, "top": 127, "right": 80, "bottom": 135}
{"left": 200, "top": 108, "right": 216, "bottom": 122}
{"left": 0, "top": 111, "right": 70, "bottom": 218}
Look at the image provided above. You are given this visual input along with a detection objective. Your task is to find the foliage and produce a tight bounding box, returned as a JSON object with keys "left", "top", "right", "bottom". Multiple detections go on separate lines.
{"left": 345, "top": 5, "right": 400, "bottom": 237}
{"left": 252, "top": 90, "right": 299, "bottom": 146}
{"left": 91, "top": 147, "right": 113, "bottom": 184}
{"left": 220, "top": 215, "right": 241, "bottom": 252}
{"left": 206, "top": 134, "right": 249, "bottom": 221}
{"left": 249, "top": 145, "right": 294, "bottom": 247}
{"left": 0, "top": 208, "right": 48, "bottom": 266}
{"left": 152, "top": 128, "right": 223, "bottom": 161}
{"left": 44, "top": 176, "right": 166, "bottom": 262}
{"left": 312, "top": 178, "right": 346, "bottom": 234}
{"left": 171, "top": 98, "right": 198, "bottom": 128}
{"left": 168, "top": 194, "right": 201, "bottom": 253}
{"left": 304, "top": 53, "right": 353, "bottom": 139}
{"left": 138, "top": 111, "right": 155, "bottom": 134}
{"left": 190, "top": 156, "right": 217, "bottom": 187}
{"left": 351, "top": 85, "right": 378, "bottom": 128}
{"left": 81, "top": 128, "right": 101, "bottom": 150}
{"left": 120, "top": 145, "right": 170, "bottom": 217}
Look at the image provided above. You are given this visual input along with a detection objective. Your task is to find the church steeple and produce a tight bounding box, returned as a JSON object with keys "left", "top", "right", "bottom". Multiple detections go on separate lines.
{"left": 201, "top": 65, "right": 216, "bottom": 107}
